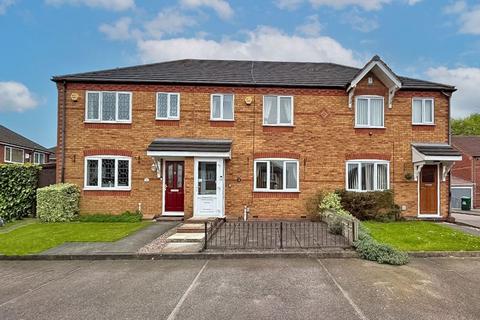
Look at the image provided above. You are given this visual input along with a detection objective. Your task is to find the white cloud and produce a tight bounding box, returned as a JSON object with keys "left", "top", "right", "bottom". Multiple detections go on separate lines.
{"left": 180, "top": 0, "right": 233, "bottom": 19}
{"left": 45, "top": 0, "right": 135, "bottom": 11}
{"left": 0, "top": 0, "right": 15, "bottom": 15}
{"left": 295, "top": 14, "right": 322, "bottom": 36}
{"left": 407, "top": 0, "right": 422, "bottom": 5}
{"left": 308, "top": 0, "right": 390, "bottom": 11}
{"left": 426, "top": 66, "right": 480, "bottom": 117}
{"left": 137, "top": 26, "right": 361, "bottom": 66}
{"left": 343, "top": 11, "right": 379, "bottom": 32}
{"left": 99, "top": 17, "right": 135, "bottom": 40}
{"left": 444, "top": 1, "right": 480, "bottom": 35}
{"left": 144, "top": 8, "right": 196, "bottom": 38}
{"left": 0, "top": 82, "right": 38, "bottom": 113}
{"left": 275, "top": 0, "right": 303, "bottom": 10}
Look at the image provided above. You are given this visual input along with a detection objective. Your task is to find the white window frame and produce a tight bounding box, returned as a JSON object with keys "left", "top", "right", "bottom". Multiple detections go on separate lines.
{"left": 4, "top": 146, "right": 24, "bottom": 163}
{"left": 156, "top": 92, "right": 180, "bottom": 120}
{"left": 210, "top": 94, "right": 235, "bottom": 121}
{"left": 33, "top": 152, "right": 45, "bottom": 165}
{"left": 345, "top": 160, "right": 390, "bottom": 192}
{"left": 85, "top": 91, "right": 132, "bottom": 123}
{"left": 355, "top": 95, "right": 385, "bottom": 128}
{"left": 83, "top": 155, "right": 132, "bottom": 191}
{"left": 412, "top": 98, "right": 435, "bottom": 125}
{"left": 262, "top": 95, "right": 294, "bottom": 126}
{"left": 254, "top": 158, "right": 299, "bottom": 192}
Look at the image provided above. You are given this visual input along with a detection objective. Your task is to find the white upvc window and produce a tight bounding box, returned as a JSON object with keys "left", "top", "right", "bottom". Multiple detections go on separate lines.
{"left": 34, "top": 152, "right": 45, "bottom": 164}
{"left": 355, "top": 96, "right": 384, "bottom": 128}
{"left": 211, "top": 94, "right": 234, "bottom": 121}
{"left": 263, "top": 96, "right": 294, "bottom": 126}
{"left": 85, "top": 91, "right": 132, "bottom": 123}
{"left": 254, "top": 159, "right": 299, "bottom": 192}
{"left": 156, "top": 92, "right": 180, "bottom": 120}
{"left": 412, "top": 98, "right": 434, "bottom": 125}
{"left": 84, "top": 156, "right": 131, "bottom": 190}
{"left": 346, "top": 160, "right": 389, "bottom": 192}
{"left": 4, "top": 146, "right": 24, "bottom": 163}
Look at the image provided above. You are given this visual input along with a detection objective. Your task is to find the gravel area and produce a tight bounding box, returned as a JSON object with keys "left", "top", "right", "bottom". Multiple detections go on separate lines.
{"left": 138, "top": 225, "right": 179, "bottom": 254}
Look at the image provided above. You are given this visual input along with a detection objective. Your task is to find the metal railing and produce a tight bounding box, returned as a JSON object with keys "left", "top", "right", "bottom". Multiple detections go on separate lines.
{"left": 204, "top": 219, "right": 357, "bottom": 250}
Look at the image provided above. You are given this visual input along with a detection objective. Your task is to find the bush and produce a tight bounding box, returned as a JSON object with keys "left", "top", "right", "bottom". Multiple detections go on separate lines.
{"left": 317, "top": 192, "right": 354, "bottom": 235}
{"left": 354, "top": 225, "right": 409, "bottom": 265}
{"left": 0, "top": 163, "right": 40, "bottom": 222}
{"left": 335, "top": 189, "right": 400, "bottom": 221}
{"left": 77, "top": 211, "right": 142, "bottom": 223}
{"left": 37, "top": 183, "right": 81, "bottom": 222}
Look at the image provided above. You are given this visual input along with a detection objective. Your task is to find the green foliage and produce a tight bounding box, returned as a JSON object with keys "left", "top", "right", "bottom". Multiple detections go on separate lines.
{"left": 0, "top": 164, "right": 40, "bottom": 222}
{"left": 37, "top": 183, "right": 80, "bottom": 222}
{"left": 452, "top": 113, "right": 480, "bottom": 136}
{"left": 354, "top": 225, "right": 409, "bottom": 265}
{"left": 335, "top": 189, "right": 400, "bottom": 221}
{"left": 317, "top": 192, "right": 354, "bottom": 235}
{"left": 77, "top": 211, "right": 142, "bottom": 223}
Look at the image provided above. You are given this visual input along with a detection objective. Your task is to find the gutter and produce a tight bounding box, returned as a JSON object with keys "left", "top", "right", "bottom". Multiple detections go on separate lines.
{"left": 61, "top": 81, "right": 67, "bottom": 183}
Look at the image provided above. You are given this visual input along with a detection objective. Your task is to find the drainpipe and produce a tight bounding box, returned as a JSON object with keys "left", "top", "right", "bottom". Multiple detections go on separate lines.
{"left": 446, "top": 91, "right": 452, "bottom": 220}
{"left": 61, "top": 81, "right": 67, "bottom": 183}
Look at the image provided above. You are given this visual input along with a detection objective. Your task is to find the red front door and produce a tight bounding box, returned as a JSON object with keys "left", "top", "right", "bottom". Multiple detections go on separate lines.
{"left": 165, "top": 161, "right": 184, "bottom": 212}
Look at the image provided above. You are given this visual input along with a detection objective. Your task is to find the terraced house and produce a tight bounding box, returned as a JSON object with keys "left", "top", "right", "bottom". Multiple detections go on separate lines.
{"left": 52, "top": 56, "right": 462, "bottom": 220}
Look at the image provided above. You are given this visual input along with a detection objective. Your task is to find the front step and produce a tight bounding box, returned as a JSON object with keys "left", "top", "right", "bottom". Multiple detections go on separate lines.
{"left": 167, "top": 232, "right": 205, "bottom": 243}
{"left": 155, "top": 216, "right": 184, "bottom": 222}
{"left": 177, "top": 223, "right": 211, "bottom": 233}
{"left": 185, "top": 217, "right": 219, "bottom": 224}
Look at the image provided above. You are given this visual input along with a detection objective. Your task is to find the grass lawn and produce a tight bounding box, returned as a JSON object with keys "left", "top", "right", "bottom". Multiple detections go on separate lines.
{"left": 363, "top": 221, "right": 480, "bottom": 251}
{"left": 0, "top": 221, "right": 150, "bottom": 256}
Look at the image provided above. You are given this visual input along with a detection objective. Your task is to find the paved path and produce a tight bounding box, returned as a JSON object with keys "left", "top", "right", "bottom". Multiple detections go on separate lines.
{"left": 41, "top": 222, "right": 179, "bottom": 255}
{"left": 452, "top": 213, "right": 480, "bottom": 229}
{"left": 1, "top": 257, "right": 479, "bottom": 319}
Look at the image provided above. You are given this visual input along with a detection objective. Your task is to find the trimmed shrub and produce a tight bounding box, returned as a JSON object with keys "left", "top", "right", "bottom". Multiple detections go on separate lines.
{"left": 354, "top": 225, "right": 409, "bottom": 265}
{"left": 37, "top": 183, "right": 81, "bottom": 222}
{"left": 0, "top": 163, "right": 40, "bottom": 222}
{"left": 335, "top": 189, "right": 401, "bottom": 221}
{"left": 317, "top": 192, "right": 354, "bottom": 235}
{"left": 77, "top": 211, "right": 142, "bottom": 223}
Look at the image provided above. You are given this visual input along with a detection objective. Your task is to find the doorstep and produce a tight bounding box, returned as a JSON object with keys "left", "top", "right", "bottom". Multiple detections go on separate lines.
{"left": 167, "top": 232, "right": 205, "bottom": 243}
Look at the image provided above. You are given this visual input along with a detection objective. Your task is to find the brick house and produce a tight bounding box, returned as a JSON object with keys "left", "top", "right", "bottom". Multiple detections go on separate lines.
{"left": 52, "top": 56, "right": 461, "bottom": 220}
{"left": 0, "top": 124, "right": 53, "bottom": 165}
{"left": 451, "top": 136, "right": 480, "bottom": 209}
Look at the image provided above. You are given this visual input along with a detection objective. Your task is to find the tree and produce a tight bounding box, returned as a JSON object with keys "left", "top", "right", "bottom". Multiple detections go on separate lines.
{"left": 452, "top": 113, "right": 480, "bottom": 136}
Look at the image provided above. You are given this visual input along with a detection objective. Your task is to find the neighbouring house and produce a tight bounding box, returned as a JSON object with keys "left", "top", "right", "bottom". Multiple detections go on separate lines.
{"left": 0, "top": 125, "right": 53, "bottom": 165}
{"left": 52, "top": 55, "right": 462, "bottom": 220}
{"left": 451, "top": 136, "right": 480, "bottom": 209}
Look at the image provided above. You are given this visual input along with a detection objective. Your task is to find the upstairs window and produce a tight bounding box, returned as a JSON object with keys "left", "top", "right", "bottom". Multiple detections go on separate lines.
{"left": 355, "top": 96, "right": 384, "bottom": 128}
{"left": 254, "top": 159, "right": 299, "bottom": 192}
{"left": 34, "top": 152, "right": 45, "bottom": 164}
{"left": 84, "top": 156, "right": 131, "bottom": 190}
{"left": 86, "top": 91, "right": 132, "bottom": 123}
{"left": 412, "top": 98, "right": 434, "bottom": 125}
{"left": 263, "top": 96, "right": 293, "bottom": 126}
{"left": 346, "top": 160, "right": 389, "bottom": 192}
{"left": 211, "top": 94, "right": 234, "bottom": 121}
{"left": 157, "top": 93, "right": 180, "bottom": 120}
{"left": 4, "top": 146, "right": 24, "bottom": 163}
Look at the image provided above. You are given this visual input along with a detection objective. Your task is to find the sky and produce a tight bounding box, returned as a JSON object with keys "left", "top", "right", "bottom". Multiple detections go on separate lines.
{"left": 0, "top": 0, "right": 480, "bottom": 148}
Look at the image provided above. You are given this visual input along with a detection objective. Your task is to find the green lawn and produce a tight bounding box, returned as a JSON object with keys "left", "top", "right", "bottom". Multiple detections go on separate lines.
{"left": 363, "top": 221, "right": 480, "bottom": 251}
{"left": 0, "top": 221, "right": 150, "bottom": 256}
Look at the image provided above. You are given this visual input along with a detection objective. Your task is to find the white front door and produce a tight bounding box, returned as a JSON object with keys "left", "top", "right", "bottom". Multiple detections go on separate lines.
{"left": 194, "top": 158, "right": 224, "bottom": 217}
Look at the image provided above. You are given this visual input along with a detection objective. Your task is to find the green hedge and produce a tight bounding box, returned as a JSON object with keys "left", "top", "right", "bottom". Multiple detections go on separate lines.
{"left": 37, "top": 183, "right": 81, "bottom": 222}
{"left": 0, "top": 163, "right": 40, "bottom": 222}
{"left": 335, "top": 189, "right": 400, "bottom": 221}
{"left": 77, "top": 211, "right": 142, "bottom": 223}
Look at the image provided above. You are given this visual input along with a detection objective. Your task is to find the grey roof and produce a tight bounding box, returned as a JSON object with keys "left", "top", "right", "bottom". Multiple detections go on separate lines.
{"left": 412, "top": 143, "right": 461, "bottom": 157}
{"left": 147, "top": 138, "right": 232, "bottom": 153}
{"left": 52, "top": 58, "right": 455, "bottom": 91}
{"left": 0, "top": 125, "right": 52, "bottom": 153}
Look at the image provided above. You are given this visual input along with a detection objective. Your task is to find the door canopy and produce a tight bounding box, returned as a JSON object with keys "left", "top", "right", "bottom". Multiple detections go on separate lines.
{"left": 412, "top": 143, "right": 462, "bottom": 181}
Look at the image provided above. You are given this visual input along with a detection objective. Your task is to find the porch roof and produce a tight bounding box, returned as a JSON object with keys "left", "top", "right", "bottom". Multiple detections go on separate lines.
{"left": 412, "top": 143, "right": 462, "bottom": 162}
{"left": 146, "top": 138, "right": 232, "bottom": 158}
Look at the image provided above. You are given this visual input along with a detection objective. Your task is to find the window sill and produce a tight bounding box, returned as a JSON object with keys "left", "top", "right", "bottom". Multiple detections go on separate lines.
{"left": 412, "top": 123, "right": 435, "bottom": 126}
{"left": 354, "top": 126, "right": 385, "bottom": 129}
{"left": 253, "top": 191, "right": 300, "bottom": 198}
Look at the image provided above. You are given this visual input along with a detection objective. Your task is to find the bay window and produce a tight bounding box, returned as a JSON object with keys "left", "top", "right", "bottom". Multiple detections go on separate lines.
{"left": 211, "top": 94, "right": 234, "bottom": 121}
{"left": 254, "top": 159, "right": 299, "bottom": 192}
{"left": 4, "top": 146, "right": 24, "bottom": 163}
{"left": 84, "top": 156, "right": 131, "bottom": 190}
{"left": 157, "top": 92, "right": 180, "bottom": 120}
{"left": 85, "top": 91, "right": 132, "bottom": 123}
{"left": 346, "top": 160, "right": 389, "bottom": 192}
{"left": 263, "top": 96, "right": 293, "bottom": 126}
{"left": 412, "top": 98, "right": 434, "bottom": 125}
{"left": 355, "top": 96, "right": 384, "bottom": 128}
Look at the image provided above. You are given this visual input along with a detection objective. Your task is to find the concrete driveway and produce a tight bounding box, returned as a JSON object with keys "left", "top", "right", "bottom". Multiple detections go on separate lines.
{"left": 1, "top": 257, "right": 479, "bottom": 320}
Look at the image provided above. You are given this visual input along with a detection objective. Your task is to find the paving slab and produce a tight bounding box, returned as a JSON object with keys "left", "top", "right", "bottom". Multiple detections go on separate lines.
{"left": 162, "top": 243, "right": 203, "bottom": 253}
{"left": 167, "top": 232, "right": 205, "bottom": 242}
{"left": 452, "top": 213, "right": 480, "bottom": 228}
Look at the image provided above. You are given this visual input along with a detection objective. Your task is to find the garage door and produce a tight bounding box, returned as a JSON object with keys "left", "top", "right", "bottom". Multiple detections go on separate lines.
{"left": 451, "top": 187, "right": 473, "bottom": 209}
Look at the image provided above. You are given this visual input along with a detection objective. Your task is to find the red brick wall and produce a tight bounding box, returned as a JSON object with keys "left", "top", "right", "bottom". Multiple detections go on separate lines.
{"left": 475, "top": 158, "right": 480, "bottom": 208}
{"left": 57, "top": 72, "right": 451, "bottom": 219}
{"left": 452, "top": 151, "right": 472, "bottom": 182}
